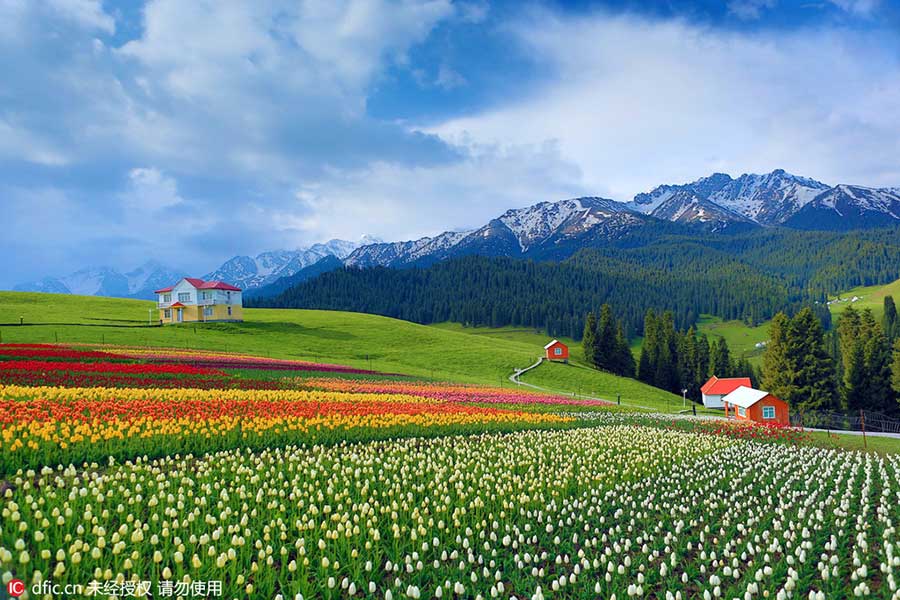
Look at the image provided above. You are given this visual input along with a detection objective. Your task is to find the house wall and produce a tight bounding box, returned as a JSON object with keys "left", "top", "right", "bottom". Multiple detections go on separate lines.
{"left": 159, "top": 303, "right": 243, "bottom": 323}
{"left": 702, "top": 393, "right": 724, "bottom": 409}
{"left": 545, "top": 344, "right": 569, "bottom": 361}
{"left": 728, "top": 395, "right": 790, "bottom": 425}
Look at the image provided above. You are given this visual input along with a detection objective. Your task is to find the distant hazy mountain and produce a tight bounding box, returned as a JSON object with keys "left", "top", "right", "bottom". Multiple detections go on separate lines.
{"left": 204, "top": 238, "right": 375, "bottom": 290}
{"left": 244, "top": 255, "right": 344, "bottom": 299}
{"left": 14, "top": 262, "right": 185, "bottom": 300}
{"left": 12, "top": 239, "right": 372, "bottom": 299}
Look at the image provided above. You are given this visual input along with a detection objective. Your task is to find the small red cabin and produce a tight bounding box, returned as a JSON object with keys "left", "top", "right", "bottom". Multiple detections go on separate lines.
{"left": 722, "top": 386, "right": 790, "bottom": 426}
{"left": 544, "top": 340, "right": 569, "bottom": 362}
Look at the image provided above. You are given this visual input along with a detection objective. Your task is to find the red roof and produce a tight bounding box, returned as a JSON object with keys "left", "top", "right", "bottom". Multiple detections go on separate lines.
{"left": 155, "top": 278, "right": 242, "bottom": 294}
{"left": 169, "top": 302, "right": 186, "bottom": 308}
{"left": 701, "top": 376, "right": 752, "bottom": 395}
{"left": 197, "top": 280, "right": 241, "bottom": 291}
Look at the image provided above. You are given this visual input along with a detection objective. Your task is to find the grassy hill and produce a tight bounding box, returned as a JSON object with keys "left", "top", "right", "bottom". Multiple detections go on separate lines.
{"left": 428, "top": 322, "right": 689, "bottom": 411}
{"left": 827, "top": 277, "right": 900, "bottom": 321}
{"left": 0, "top": 292, "right": 688, "bottom": 411}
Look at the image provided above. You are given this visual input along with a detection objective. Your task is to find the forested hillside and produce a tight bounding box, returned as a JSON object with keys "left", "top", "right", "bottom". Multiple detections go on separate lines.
{"left": 255, "top": 226, "right": 900, "bottom": 339}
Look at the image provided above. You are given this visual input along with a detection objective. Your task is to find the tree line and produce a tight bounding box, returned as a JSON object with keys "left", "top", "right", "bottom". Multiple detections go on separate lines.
{"left": 580, "top": 306, "right": 755, "bottom": 398}
{"left": 253, "top": 225, "right": 900, "bottom": 339}
{"left": 760, "top": 297, "right": 900, "bottom": 415}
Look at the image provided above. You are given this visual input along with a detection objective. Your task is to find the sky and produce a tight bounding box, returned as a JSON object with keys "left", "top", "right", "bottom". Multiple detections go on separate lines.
{"left": 3, "top": 0, "right": 900, "bottom": 287}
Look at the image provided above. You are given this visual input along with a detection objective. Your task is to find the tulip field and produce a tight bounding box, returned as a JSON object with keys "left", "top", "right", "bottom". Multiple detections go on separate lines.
{"left": 2, "top": 344, "right": 900, "bottom": 598}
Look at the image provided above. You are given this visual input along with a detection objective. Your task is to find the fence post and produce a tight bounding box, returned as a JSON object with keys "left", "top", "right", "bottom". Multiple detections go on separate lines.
{"left": 860, "top": 409, "right": 867, "bottom": 451}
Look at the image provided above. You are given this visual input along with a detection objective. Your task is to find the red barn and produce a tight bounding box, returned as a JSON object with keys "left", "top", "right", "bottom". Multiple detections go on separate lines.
{"left": 700, "top": 376, "right": 752, "bottom": 409}
{"left": 722, "top": 386, "right": 790, "bottom": 426}
{"left": 544, "top": 340, "right": 569, "bottom": 362}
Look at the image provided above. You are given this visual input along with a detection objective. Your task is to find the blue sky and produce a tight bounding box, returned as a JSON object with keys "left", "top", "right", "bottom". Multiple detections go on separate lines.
{"left": 3, "top": 0, "right": 900, "bottom": 287}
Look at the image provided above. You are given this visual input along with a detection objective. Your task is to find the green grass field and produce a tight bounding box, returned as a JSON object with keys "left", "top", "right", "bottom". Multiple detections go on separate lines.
{"left": 696, "top": 314, "right": 770, "bottom": 362}
{"left": 516, "top": 360, "right": 705, "bottom": 413}
{"left": 430, "top": 322, "right": 578, "bottom": 349}
{"left": 1, "top": 292, "right": 700, "bottom": 412}
{"left": 827, "top": 277, "right": 900, "bottom": 321}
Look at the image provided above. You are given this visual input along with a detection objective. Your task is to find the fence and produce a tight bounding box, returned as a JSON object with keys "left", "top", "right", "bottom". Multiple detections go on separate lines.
{"left": 791, "top": 409, "right": 900, "bottom": 434}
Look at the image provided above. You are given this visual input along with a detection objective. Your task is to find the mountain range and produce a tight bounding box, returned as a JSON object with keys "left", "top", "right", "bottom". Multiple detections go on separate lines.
{"left": 13, "top": 239, "right": 375, "bottom": 300}
{"left": 12, "top": 169, "right": 900, "bottom": 298}
{"left": 344, "top": 169, "right": 900, "bottom": 268}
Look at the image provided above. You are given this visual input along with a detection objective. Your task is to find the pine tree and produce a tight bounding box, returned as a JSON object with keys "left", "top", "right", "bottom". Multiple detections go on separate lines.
{"left": 596, "top": 304, "right": 617, "bottom": 371}
{"left": 709, "top": 337, "right": 732, "bottom": 378}
{"left": 696, "top": 334, "right": 711, "bottom": 385}
{"left": 838, "top": 307, "right": 865, "bottom": 410}
{"left": 892, "top": 338, "right": 900, "bottom": 403}
{"left": 861, "top": 310, "right": 894, "bottom": 414}
{"left": 614, "top": 323, "right": 635, "bottom": 377}
{"left": 638, "top": 310, "right": 658, "bottom": 384}
{"left": 884, "top": 295, "right": 898, "bottom": 341}
{"left": 762, "top": 312, "right": 793, "bottom": 401}
{"left": 582, "top": 312, "right": 598, "bottom": 367}
{"left": 785, "top": 308, "right": 837, "bottom": 411}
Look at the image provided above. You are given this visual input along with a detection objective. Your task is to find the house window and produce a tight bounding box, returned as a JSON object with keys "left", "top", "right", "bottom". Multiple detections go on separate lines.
{"left": 227, "top": 306, "right": 232, "bottom": 316}
{"left": 762, "top": 406, "right": 776, "bottom": 420}
{"left": 204, "top": 307, "right": 213, "bottom": 317}
{"left": 555, "top": 347, "right": 562, "bottom": 355}
{"left": 177, "top": 292, "right": 191, "bottom": 303}
{"left": 163, "top": 309, "right": 171, "bottom": 319}
{"left": 737, "top": 407, "right": 747, "bottom": 417}
{"left": 163, "top": 293, "right": 172, "bottom": 303}
{"left": 226, "top": 291, "right": 232, "bottom": 303}
{"left": 201, "top": 291, "right": 212, "bottom": 300}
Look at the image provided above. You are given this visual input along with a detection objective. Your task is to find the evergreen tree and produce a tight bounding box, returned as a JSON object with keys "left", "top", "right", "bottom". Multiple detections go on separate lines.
{"left": 762, "top": 312, "right": 794, "bottom": 402}
{"left": 784, "top": 308, "right": 838, "bottom": 411}
{"left": 884, "top": 295, "right": 898, "bottom": 341}
{"left": 638, "top": 310, "right": 659, "bottom": 384}
{"left": 581, "top": 312, "right": 598, "bottom": 367}
{"left": 596, "top": 304, "right": 617, "bottom": 371}
{"left": 861, "top": 310, "right": 895, "bottom": 414}
{"left": 614, "top": 323, "right": 635, "bottom": 377}
{"left": 892, "top": 339, "right": 900, "bottom": 402}
{"left": 709, "top": 337, "right": 732, "bottom": 378}
{"left": 696, "top": 334, "right": 711, "bottom": 385}
{"left": 653, "top": 311, "right": 679, "bottom": 392}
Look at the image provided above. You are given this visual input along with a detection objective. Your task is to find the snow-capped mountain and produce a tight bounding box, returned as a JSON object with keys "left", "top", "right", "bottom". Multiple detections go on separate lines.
{"left": 639, "top": 188, "right": 753, "bottom": 232}
{"left": 345, "top": 197, "right": 649, "bottom": 268}
{"left": 204, "top": 238, "right": 374, "bottom": 290}
{"left": 630, "top": 169, "right": 831, "bottom": 226}
{"left": 14, "top": 262, "right": 185, "bottom": 299}
{"left": 784, "top": 185, "right": 900, "bottom": 230}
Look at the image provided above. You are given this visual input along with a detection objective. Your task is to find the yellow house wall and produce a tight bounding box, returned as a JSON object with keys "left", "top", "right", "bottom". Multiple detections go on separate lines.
{"left": 158, "top": 304, "right": 243, "bottom": 324}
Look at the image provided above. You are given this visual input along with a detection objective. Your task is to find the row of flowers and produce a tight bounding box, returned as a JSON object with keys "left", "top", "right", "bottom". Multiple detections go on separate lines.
{"left": 0, "top": 384, "right": 571, "bottom": 474}
{"left": 0, "top": 359, "right": 226, "bottom": 376}
{"left": 5, "top": 427, "right": 893, "bottom": 599}
{"left": 294, "top": 378, "right": 613, "bottom": 407}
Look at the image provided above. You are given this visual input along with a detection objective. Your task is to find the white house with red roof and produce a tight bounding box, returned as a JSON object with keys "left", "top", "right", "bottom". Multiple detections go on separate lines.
{"left": 155, "top": 278, "right": 243, "bottom": 324}
{"left": 700, "top": 375, "right": 752, "bottom": 409}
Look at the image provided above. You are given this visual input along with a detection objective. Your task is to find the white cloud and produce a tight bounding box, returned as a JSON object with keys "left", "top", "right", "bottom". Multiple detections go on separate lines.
{"left": 123, "top": 167, "right": 183, "bottom": 211}
{"left": 427, "top": 12, "right": 900, "bottom": 198}
{"left": 828, "top": 0, "right": 881, "bottom": 16}
{"left": 727, "top": 0, "right": 777, "bottom": 20}
{"left": 435, "top": 64, "right": 467, "bottom": 89}
{"left": 46, "top": 0, "right": 115, "bottom": 33}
